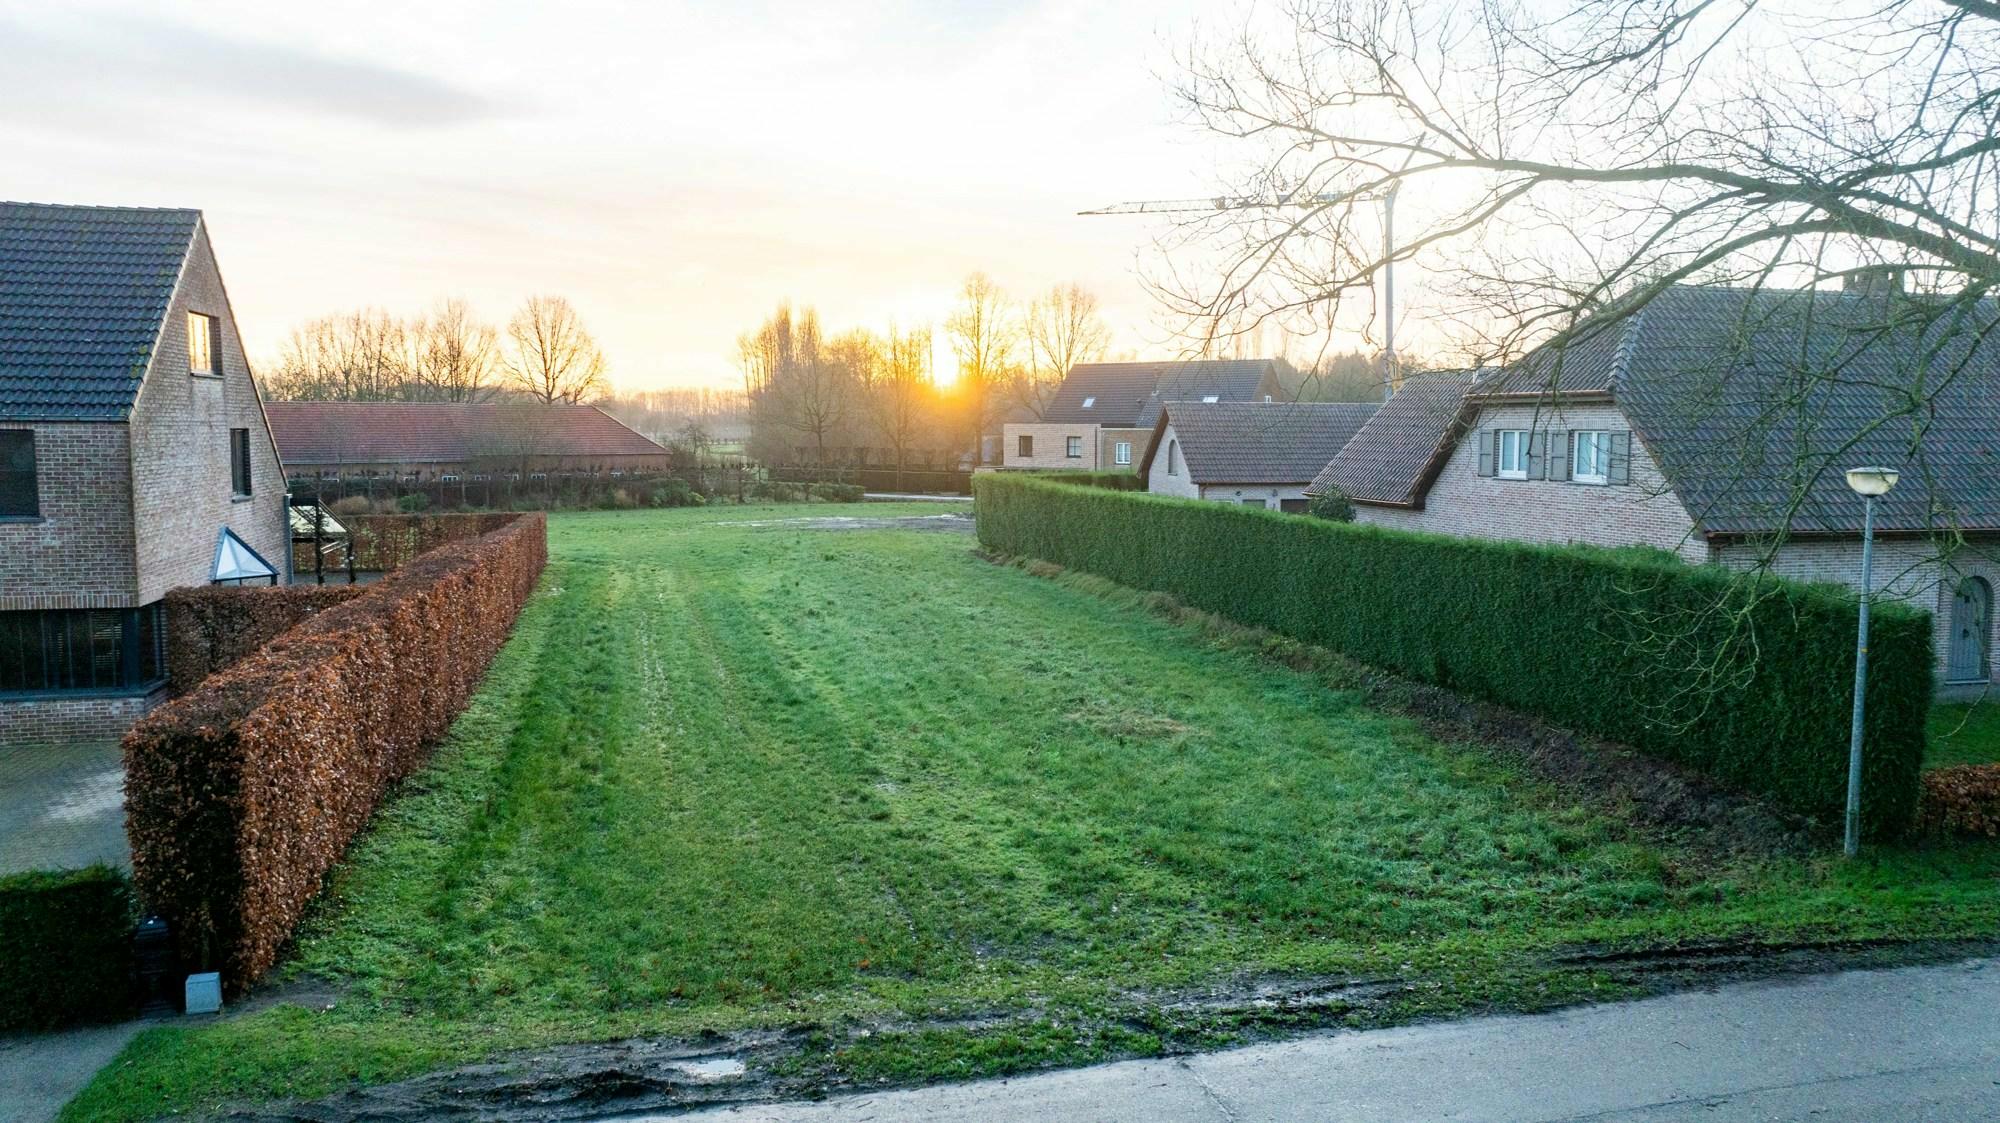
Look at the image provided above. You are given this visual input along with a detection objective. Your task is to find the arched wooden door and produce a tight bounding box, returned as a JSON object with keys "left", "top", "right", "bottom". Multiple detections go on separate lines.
{"left": 1947, "top": 576, "right": 1992, "bottom": 683}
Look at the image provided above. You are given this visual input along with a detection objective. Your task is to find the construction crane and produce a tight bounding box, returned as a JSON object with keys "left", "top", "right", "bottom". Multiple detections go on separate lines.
{"left": 1080, "top": 142, "right": 1426, "bottom": 403}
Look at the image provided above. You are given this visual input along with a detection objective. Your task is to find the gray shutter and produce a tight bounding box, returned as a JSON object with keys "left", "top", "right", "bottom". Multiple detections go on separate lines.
{"left": 1609, "top": 431, "right": 1632, "bottom": 485}
{"left": 1547, "top": 430, "right": 1571, "bottom": 481}
{"left": 1526, "top": 430, "right": 1547, "bottom": 479}
{"left": 1476, "top": 430, "right": 1496, "bottom": 477}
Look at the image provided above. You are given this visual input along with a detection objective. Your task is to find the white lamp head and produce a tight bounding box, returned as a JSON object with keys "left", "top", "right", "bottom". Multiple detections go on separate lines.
{"left": 1844, "top": 466, "right": 1900, "bottom": 497}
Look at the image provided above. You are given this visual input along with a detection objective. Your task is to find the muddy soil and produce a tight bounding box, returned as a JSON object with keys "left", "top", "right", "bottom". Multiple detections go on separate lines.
{"left": 213, "top": 939, "right": 1998, "bottom": 1123}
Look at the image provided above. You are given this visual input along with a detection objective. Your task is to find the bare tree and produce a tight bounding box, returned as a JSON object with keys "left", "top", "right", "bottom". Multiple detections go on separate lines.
{"left": 1161, "top": 0, "right": 2000, "bottom": 518}
{"left": 944, "top": 272, "right": 1020, "bottom": 465}
{"left": 505, "top": 295, "right": 607, "bottom": 404}
{"left": 739, "top": 304, "right": 850, "bottom": 465}
{"left": 864, "top": 324, "right": 936, "bottom": 486}
{"left": 410, "top": 299, "right": 500, "bottom": 402}
{"left": 265, "top": 309, "right": 410, "bottom": 401}
{"left": 1018, "top": 282, "right": 1110, "bottom": 419}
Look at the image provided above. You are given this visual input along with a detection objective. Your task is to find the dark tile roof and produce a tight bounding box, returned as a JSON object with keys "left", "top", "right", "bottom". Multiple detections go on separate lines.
{"left": 266, "top": 402, "right": 669, "bottom": 466}
{"left": 1145, "top": 401, "right": 1378, "bottom": 484}
{"left": 1044, "top": 359, "right": 1279, "bottom": 427}
{"left": 1309, "top": 371, "right": 1479, "bottom": 504}
{"left": 1605, "top": 286, "right": 2000, "bottom": 535}
{"left": 0, "top": 202, "right": 200, "bottom": 420}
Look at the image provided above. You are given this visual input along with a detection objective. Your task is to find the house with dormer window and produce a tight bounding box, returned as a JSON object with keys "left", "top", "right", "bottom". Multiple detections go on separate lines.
{"left": 1, "top": 202, "right": 288, "bottom": 744}
{"left": 1309, "top": 284, "right": 2000, "bottom": 693}
{"left": 1001, "top": 359, "right": 1285, "bottom": 471}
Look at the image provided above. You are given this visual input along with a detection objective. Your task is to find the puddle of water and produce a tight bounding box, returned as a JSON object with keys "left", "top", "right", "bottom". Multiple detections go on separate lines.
{"left": 667, "top": 1057, "right": 747, "bottom": 1081}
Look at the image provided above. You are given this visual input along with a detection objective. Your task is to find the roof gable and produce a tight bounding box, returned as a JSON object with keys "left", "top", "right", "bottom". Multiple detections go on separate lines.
{"left": 265, "top": 402, "right": 670, "bottom": 465}
{"left": 1044, "top": 359, "right": 1281, "bottom": 426}
{"left": 1143, "top": 401, "right": 1378, "bottom": 484}
{"left": 1310, "top": 371, "right": 1479, "bottom": 504}
{"left": 0, "top": 202, "right": 200, "bottom": 420}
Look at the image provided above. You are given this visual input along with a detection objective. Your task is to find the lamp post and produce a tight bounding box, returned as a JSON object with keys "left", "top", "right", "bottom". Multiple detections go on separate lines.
{"left": 1843, "top": 466, "right": 1900, "bottom": 858}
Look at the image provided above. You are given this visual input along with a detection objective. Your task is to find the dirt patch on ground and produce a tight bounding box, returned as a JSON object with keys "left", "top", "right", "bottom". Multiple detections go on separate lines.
{"left": 719, "top": 513, "right": 975, "bottom": 533}
{"left": 211, "top": 939, "right": 1999, "bottom": 1123}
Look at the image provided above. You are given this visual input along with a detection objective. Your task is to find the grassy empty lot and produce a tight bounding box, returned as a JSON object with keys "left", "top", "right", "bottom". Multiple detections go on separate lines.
{"left": 66, "top": 504, "right": 2000, "bottom": 1120}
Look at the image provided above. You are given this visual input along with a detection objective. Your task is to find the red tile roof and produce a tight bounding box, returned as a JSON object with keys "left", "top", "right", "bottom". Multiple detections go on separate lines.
{"left": 265, "top": 402, "right": 667, "bottom": 467}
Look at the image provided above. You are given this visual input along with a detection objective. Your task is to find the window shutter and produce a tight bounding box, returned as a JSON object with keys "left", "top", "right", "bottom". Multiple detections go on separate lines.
{"left": 1526, "top": 430, "right": 1547, "bottom": 479}
{"left": 1547, "top": 430, "right": 1571, "bottom": 481}
{"left": 1609, "top": 431, "right": 1632, "bottom": 485}
{"left": 1476, "top": 430, "right": 1496, "bottom": 477}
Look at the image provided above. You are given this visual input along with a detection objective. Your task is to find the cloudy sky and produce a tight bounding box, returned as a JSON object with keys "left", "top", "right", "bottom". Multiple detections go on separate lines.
{"left": 1, "top": 0, "right": 1241, "bottom": 390}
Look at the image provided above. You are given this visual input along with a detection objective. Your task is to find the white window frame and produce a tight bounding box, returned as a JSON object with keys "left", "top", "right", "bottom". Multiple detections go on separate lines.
{"left": 1113, "top": 441, "right": 1132, "bottom": 465}
{"left": 1065, "top": 435, "right": 1083, "bottom": 459}
{"left": 1201, "top": 394, "right": 1220, "bottom": 403}
{"left": 1572, "top": 430, "right": 1610, "bottom": 485}
{"left": 188, "top": 312, "right": 215, "bottom": 376}
{"left": 1081, "top": 396, "right": 1095, "bottom": 408}
{"left": 1496, "top": 429, "right": 1529, "bottom": 479}
{"left": 1167, "top": 439, "right": 1179, "bottom": 475}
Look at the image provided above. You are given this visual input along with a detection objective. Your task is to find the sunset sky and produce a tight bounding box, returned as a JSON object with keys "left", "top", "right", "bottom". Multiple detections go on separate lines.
{"left": 0, "top": 0, "right": 1270, "bottom": 391}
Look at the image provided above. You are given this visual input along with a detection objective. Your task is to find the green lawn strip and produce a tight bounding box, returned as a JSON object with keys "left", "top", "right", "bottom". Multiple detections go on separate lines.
{"left": 1928, "top": 699, "right": 2000, "bottom": 768}
{"left": 62, "top": 507, "right": 2000, "bottom": 1123}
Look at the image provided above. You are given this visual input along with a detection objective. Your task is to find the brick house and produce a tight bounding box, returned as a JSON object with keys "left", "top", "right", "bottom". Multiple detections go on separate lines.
{"left": 1, "top": 202, "right": 288, "bottom": 745}
{"left": 1001, "top": 359, "right": 1286, "bottom": 472}
{"left": 1310, "top": 284, "right": 2000, "bottom": 692}
{"left": 265, "top": 401, "right": 670, "bottom": 482}
{"left": 1140, "top": 401, "right": 1376, "bottom": 512}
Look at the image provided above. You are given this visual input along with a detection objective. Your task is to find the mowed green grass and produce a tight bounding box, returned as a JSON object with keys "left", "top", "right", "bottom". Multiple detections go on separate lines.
{"left": 66, "top": 504, "right": 2000, "bottom": 1120}
{"left": 1929, "top": 698, "right": 2000, "bottom": 769}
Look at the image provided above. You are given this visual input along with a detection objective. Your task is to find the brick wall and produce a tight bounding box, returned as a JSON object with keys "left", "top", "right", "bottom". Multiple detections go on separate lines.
{"left": 1353, "top": 401, "right": 1710, "bottom": 563}
{"left": 1002, "top": 422, "right": 1103, "bottom": 470}
{"left": 1199, "top": 483, "right": 1312, "bottom": 509}
{"left": 0, "top": 422, "right": 139, "bottom": 610}
{"left": 0, "top": 689, "right": 165, "bottom": 747}
{"left": 1145, "top": 423, "right": 1199, "bottom": 497}
{"left": 1716, "top": 535, "right": 2000, "bottom": 687}
{"left": 128, "top": 223, "right": 289, "bottom": 602}
{"left": 1096, "top": 427, "right": 1146, "bottom": 470}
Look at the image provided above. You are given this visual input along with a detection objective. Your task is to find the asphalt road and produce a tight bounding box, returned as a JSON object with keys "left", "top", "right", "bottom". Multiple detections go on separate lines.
{"left": 664, "top": 958, "right": 1999, "bottom": 1123}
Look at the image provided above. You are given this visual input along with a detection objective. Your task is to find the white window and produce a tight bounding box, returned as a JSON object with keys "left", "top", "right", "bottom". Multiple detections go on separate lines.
{"left": 1066, "top": 436, "right": 1083, "bottom": 458}
{"left": 1114, "top": 441, "right": 1132, "bottom": 465}
{"left": 1167, "top": 439, "right": 1179, "bottom": 475}
{"left": 187, "top": 312, "right": 215, "bottom": 375}
{"left": 1572, "top": 430, "right": 1611, "bottom": 484}
{"left": 1201, "top": 394, "right": 1220, "bottom": 403}
{"left": 1496, "top": 430, "right": 1529, "bottom": 479}
{"left": 1081, "top": 396, "right": 1095, "bottom": 408}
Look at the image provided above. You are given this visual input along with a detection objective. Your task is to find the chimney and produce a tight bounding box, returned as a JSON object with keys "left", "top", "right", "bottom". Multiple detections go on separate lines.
{"left": 1843, "top": 267, "right": 1904, "bottom": 299}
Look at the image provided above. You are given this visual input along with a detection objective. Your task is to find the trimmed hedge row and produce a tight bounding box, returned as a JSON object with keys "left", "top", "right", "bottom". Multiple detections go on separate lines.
{"left": 1028, "top": 469, "right": 1145, "bottom": 491}
{"left": 343, "top": 512, "right": 520, "bottom": 571}
{"left": 164, "top": 585, "right": 367, "bottom": 696}
{"left": 124, "top": 514, "right": 547, "bottom": 988}
{"left": 0, "top": 866, "right": 135, "bottom": 1032}
{"left": 974, "top": 475, "right": 1932, "bottom": 834}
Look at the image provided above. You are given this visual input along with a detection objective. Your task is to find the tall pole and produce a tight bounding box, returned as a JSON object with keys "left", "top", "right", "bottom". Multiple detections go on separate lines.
{"left": 1844, "top": 493, "right": 1876, "bottom": 858}
{"left": 1380, "top": 182, "right": 1399, "bottom": 403}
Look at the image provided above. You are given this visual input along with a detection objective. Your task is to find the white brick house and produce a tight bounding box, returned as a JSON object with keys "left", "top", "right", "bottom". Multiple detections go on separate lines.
{"left": 1141, "top": 401, "right": 1376, "bottom": 511}
{"left": 1310, "top": 285, "right": 2000, "bottom": 693}
{"left": 0, "top": 202, "right": 289, "bottom": 744}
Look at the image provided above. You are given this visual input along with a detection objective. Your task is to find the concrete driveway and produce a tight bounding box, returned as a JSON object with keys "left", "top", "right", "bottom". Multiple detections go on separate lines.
{"left": 0, "top": 741, "right": 128, "bottom": 876}
{"left": 671, "top": 958, "right": 2000, "bottom": 1123}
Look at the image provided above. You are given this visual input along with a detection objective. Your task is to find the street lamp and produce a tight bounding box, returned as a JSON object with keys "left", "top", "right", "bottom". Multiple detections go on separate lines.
{"left": 1842, "top": 465, "right": 1900, "bottom": 857}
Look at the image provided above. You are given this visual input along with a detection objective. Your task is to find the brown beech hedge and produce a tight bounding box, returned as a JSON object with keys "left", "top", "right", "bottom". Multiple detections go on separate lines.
{"left": 164, "top": 585, "right": 367, "bottom": 696}
{"left": 124, "top": 514, "right": 547, "bottom": 989}
{"left": 1918, "top": 764, "right": 2000, "bottom": 837}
